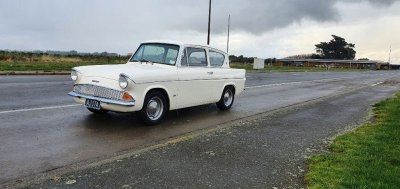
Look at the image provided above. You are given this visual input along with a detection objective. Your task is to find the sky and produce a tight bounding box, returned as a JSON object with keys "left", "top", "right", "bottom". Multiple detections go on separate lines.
{"left": 0, "top": 0, "right": 399, "bottom": 63}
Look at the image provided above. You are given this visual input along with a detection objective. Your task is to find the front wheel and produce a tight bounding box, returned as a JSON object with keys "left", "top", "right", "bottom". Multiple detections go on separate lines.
{"left": 138, "top": 91, "right": 168, "bottom": 126}
{"left": 216, "top": 86, "right": 235, "bottom": 110}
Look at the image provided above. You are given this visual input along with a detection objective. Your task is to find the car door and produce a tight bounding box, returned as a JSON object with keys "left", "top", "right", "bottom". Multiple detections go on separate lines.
{"left": 207, "top": 50, "right": 229, "bottom": 101}
{"left": 176, "top": 46, "right": 214, "bottom": 108}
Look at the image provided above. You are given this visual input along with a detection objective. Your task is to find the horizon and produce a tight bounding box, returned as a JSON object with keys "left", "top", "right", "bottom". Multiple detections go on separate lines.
{"left": 2, "top": 48, "right": 395, "bottom": 65}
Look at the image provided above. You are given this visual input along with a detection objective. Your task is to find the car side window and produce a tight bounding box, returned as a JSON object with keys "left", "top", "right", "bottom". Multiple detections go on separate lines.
{"left": 181, "top": 47, "right": 207, "bottom": 67}
{"left": 209, "top": 51, "right": 225, "bottom": 67}
{"left": 165, "top": 48, "right": 178, "bottom": 64}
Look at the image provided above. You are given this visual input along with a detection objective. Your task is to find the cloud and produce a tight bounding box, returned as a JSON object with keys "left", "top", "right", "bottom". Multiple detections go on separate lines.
{"left": 357, "top": 0, "right": 399, "bottom": 7}
{"left": 0, "top": 0, "right": 399, "bottom": 59}
{"left": 167, "top": 0, "right": 400, "bottom": 35}
{"left": 3, "top": 0, "right": 396, "bottom": 37}
{"left": 168, "top": 0, "right": 340, "bottom": 34}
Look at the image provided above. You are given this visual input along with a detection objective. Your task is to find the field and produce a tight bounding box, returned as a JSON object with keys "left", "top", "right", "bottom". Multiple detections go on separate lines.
{"left": 0, "top": 51, "right": 128, "bottom": 73}
{"left": 0, "top": 51, "right": 366, "bottom": 73}
{"left": 230, "top": 63, "right": 366, "bottom": 72}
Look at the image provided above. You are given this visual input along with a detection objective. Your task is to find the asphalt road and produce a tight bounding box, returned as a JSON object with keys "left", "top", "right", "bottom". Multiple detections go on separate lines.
{"left": 1, "top": 71, "right": 400, "bottom": 187}
{"left": 28, "top": 83, "right": 400, "bottom": 189}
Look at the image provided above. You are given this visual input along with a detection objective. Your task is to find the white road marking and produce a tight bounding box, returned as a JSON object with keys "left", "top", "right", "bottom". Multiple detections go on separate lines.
{"left": 371, "top": 81, "right": 384, "bottom": 86}
{"left": 245, "top": 81, "right": 303, "bottom": 89}
{"left": 245, "top": 77, "right": 353, "bottom": 89}
{"left": 0, "top": 104, "right": 81, "bottom": 114}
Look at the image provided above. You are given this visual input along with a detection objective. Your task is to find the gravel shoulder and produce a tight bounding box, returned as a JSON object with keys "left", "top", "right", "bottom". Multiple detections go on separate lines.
{"left": 24, "top": 84, "right": 400, "bottom": 189}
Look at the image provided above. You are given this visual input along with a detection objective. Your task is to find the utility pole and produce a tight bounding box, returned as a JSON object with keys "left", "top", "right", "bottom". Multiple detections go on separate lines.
{"left": 226, "top": 14, "right": 230, "bottom": 54}
{"left": 207, "top": 0, "right": 211, "bottom": 45}
{"left": 389, "top": 45, "right": 392, "bottom": 70}
{"left": 389, "top": 45, "right": 392, "bottom": 64}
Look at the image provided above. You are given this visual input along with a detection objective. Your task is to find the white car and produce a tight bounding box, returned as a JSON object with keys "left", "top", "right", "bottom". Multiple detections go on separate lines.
{"left": 69, "top": 41, "right": 246, "bottom": 125}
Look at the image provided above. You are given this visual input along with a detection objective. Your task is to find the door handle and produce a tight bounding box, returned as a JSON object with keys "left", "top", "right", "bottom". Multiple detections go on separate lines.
{"left": 207, "top": 71, "right": 214, "bottom": 75}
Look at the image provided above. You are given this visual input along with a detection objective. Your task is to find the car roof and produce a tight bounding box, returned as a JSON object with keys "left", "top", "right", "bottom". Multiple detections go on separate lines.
{"left": 142, "top": 40, "right": 227, "bottom": 55}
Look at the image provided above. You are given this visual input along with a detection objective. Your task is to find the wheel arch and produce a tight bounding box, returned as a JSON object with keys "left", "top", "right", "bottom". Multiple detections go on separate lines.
{"left": 222, "top": 83, "right": 236, "bottom": 94}
{"left": 143, "top": 86, "right": 171, "bottom": 110}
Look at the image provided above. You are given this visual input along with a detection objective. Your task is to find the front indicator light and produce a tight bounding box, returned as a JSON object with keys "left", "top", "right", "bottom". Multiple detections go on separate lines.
{"left": 122, "top": 92, "right": 133, "bottom": 101}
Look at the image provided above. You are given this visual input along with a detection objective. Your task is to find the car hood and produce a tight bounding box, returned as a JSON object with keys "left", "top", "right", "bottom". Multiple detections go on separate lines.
{"left": 74, "top": 62, "right": 177, "bottom": 83}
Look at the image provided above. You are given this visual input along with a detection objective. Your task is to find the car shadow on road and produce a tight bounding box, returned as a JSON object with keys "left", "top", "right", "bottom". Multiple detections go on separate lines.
{"left": 80, "top": 103, "right": 223, "bottom": 131}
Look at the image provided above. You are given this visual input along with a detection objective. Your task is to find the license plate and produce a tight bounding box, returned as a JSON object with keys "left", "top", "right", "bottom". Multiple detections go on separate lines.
{"left": 85, "top": 99, "right": 101, "bottom": 110}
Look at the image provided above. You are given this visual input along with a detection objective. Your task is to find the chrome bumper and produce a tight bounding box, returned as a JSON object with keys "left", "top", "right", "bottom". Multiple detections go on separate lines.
{"left": 68, "top": 91, "right": 135, "bottom": 106}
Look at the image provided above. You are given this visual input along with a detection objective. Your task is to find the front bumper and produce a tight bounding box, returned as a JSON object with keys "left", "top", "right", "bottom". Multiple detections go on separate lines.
{"left": 68, "top": 91, "right": 135, "bottom": 106}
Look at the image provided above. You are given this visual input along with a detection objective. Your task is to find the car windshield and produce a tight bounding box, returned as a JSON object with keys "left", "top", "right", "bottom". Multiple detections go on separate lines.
{"left": 130, "top": 43, "right": 180, "bottom": 65}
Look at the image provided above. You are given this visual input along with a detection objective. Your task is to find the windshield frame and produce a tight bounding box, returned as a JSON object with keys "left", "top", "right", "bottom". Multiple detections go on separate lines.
{"left": 129, "top": 43, "right": 180, "bottom": 66}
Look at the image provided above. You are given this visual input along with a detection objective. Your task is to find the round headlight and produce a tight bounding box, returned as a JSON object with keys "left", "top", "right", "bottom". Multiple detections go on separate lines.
{"left": 71, "top": 70, "right": 78, "bottom": 81}
{"left": 119, "top": 75, "right": 128, "bottom": 89}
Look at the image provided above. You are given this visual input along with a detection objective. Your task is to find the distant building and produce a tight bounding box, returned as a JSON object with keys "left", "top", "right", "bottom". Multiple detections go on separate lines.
{"left": 275, "top": 59, "right": 392, "bottom": 70}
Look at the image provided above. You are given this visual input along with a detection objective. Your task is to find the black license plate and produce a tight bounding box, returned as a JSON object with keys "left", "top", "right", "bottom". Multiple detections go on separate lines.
{"left": 85, "top": 99, "right": 101, "bottom": 110}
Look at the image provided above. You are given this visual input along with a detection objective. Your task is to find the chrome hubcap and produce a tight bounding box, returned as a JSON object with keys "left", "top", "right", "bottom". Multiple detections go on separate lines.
{"left": 223, "top": 89, "right": 233, "bottom": 106}
{"left": 146, "top": 96, "right": 164, "bottom": 121}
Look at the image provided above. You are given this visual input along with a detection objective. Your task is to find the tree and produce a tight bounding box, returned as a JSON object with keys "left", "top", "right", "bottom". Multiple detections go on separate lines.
{"left": 229, "top": 55, "right": 254, "bottom": 63}
{"left": 315, "top": 35, "right": 356, "bottom": 60}
{"left": 264, "top": 58, "right": 276, "bottom": 64}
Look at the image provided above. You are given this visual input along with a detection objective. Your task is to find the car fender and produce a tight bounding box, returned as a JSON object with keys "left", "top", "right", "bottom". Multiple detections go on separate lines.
{"left": 137, "top": 84, "right": 172, "bottom": 110}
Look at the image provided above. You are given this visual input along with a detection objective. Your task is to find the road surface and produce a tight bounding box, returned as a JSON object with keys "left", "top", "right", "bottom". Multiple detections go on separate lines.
{"left": 0, "top": 71, "right": 399, "bottom": 187}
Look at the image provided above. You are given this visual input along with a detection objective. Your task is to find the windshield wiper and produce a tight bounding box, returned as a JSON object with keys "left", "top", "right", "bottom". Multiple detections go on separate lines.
{"left": 139, "top": 58, "right": 153, "bottom": 64}
{"left": 133, "top": 58, "right": 164, "bottom": 65}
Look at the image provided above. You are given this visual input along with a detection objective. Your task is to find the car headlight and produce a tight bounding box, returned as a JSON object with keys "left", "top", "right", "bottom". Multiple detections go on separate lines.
{"left": 71, "top": 70, "right": 78, "bottom": 81}
{"left": 119, "top": 74, "right": 129, "bottom": 89}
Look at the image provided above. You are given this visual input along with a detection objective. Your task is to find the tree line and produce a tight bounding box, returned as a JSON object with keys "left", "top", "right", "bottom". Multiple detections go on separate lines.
{"left": 1, "top": 35, "right": 358, "bottom": 65}
{"left": 0, "top": 50, "right": 130, "bottom": 63}
{"left": 231, "top": 35, "right": 358, "bottom": 64}
{"left": 229, "top": 55, "right": 277, "bottom": 64}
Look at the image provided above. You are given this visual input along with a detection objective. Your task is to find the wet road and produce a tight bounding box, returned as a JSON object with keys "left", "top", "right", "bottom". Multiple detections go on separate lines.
{"left": 0, "top": 71, "right": 400, "bottom": 184}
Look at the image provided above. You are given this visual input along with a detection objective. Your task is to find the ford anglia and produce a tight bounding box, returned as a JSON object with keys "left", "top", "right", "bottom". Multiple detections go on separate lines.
{"left": 68, "top": 41, "right": 246, "bottom": 125}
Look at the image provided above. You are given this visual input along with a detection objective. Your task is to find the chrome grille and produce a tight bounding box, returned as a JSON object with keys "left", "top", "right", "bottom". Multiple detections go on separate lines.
{"left": 73, "top": 84, "right": 123, "bottom": 100}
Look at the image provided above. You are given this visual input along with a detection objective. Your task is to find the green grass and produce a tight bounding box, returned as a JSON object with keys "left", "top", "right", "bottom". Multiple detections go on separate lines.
{"left": 230, "top": 63, "right": 367, "bottom": 72}
{"left": 306, "top": 93, "right": 400, "bottom": 188}
{"left": 0, "top": 52, "right": 128, "bottom": 72}
{"left": 0, "top": 61, "right": 120, "bottom": 72}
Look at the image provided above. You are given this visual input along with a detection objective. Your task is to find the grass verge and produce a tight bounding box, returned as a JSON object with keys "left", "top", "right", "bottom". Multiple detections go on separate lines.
{"left": 0, "top": 61, "right": 120, "bottom": 72}
{"left": 230, "top": 63, "right": 367, "bottom": 72}
{"left": 306, "top": 93, "right": 400, "bottom": 188}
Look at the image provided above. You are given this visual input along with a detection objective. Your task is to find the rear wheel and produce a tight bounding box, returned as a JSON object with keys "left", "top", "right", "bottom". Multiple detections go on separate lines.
{"left": 138, "top": 91, "right": 167, "bottom": 126}
{"left": 87, "top": 107, "right": 109, "bottom": 114}
{"left": 216, "top": 86, "right": 235, "bottom": 110}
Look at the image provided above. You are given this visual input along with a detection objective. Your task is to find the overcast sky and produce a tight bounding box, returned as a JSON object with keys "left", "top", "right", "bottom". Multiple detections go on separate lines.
{"left": 0, "top": 0, "right": 399, "bottom": 63}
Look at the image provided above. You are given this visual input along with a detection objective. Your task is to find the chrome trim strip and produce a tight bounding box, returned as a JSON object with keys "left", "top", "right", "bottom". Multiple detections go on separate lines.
{"left": 137, "top": 77, "right": 245, "bottom": 84}
{"left": 68, "top": 92, "right": 135, "bottom": 106}
{"left": 120, "top": 73, "right": 136, "bottom": 84}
